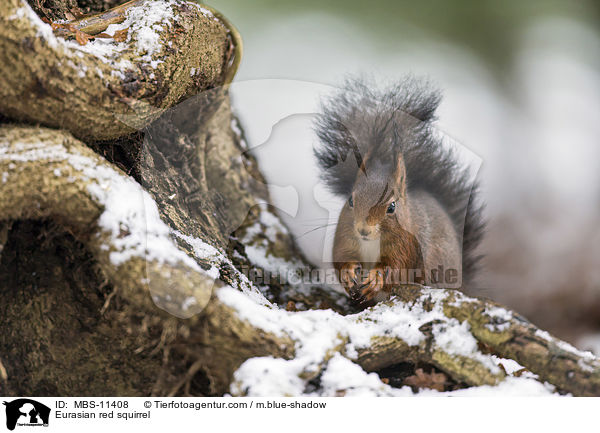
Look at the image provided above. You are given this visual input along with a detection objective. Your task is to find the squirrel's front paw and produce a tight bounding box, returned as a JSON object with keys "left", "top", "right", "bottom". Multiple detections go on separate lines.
{"left": 339, "top": 261, "right": 362, "bottom": 294}
{"left": 359, "top": 266, "right": 387, "bottom": 303}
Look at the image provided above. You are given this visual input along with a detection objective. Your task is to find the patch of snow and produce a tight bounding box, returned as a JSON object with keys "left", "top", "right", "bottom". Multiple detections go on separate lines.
{"left": 181, "top": 296, "right": 197, "bottom": 312}
{"left": 172, "top": 230, "right": 222, "bottom": 280}
{"left": 79, "top": 0, "right": 176, "bottom": 69}
{"left": 535, "top": 329, "right": 596, "bottom": 362}
{"left": 431, "top": 307, "right": 500, "bottom": 373}
{"left": 240, "top": 203, "right": 309, "bottom": 291}
{"left": 484, "top": 305, "right": 513, "bottom": 331}
{"left": 433, "top": 321, "right": 478, "bottom": 355}
{"left": 187, "top": 2, "right": 220, "bottom": 23}
{"left": 110, "top": 69, "right": 126, "bottom": 80}
{"left": 232, "top": 357, "right": 307, "bottom": 396}
{"left": 223, "top": 286, "right": 512, "bottom": 395}
{"left": 319, "top": 354, "right": 407, "bottom": 396}
{"left": 12, "top": 0, "right": 184, "bottom": 77}
{"left": 79, "top": 65, "right": 88, "bottom": 78}
{"left": 14, "top": 3, "right": 57, "bottom": 49}
{"left": 535, "top": 329, "right": 552, "bottom": 341}
{"left": 230, "top": 116, "right": 248, "bottom": 150}
{"left": 490, "top": 356, "right": 525, "bottom": 375}
{"left": 8, "top": 6, "right": 28, "bottom": 21}
{"left": 486, "top": 306, "right": 513, "bottom": 321}
{"left": 172, "top": 228, "right": 267, "bottom": 303}
{"left": 419, "top": 377, "right": 557, "bottom": 397}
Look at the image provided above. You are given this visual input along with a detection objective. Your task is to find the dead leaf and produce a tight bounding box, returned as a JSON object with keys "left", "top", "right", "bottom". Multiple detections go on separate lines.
{"left": 513, "top": 368, "right": 528, "bottom": 377}
{"left": 75, "top": 29, "right": 91, "bottom": 46}
{"left": 70, "top": 8, "right": 86, "bottom": 18}
{"left": 113, "top": 28, "right": 129, "bottom": 43}
{"left": 317, "top": 300, "right": 332, "bottom": 310}
{"left": 404, "top": 368, "right": 447, "bottom": 392}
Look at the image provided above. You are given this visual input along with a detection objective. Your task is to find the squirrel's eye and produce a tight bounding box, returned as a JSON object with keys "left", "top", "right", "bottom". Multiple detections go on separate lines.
{"left": 348, "top": 196, "right": 354, "bottom": 208}
{"left": 386, "top": 201, "right": 396, "bottom": 214}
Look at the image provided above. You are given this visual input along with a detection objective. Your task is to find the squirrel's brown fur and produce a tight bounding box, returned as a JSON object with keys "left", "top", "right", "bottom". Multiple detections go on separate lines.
{"left": 314, "top": 76, "right": 484, "bottom": 305}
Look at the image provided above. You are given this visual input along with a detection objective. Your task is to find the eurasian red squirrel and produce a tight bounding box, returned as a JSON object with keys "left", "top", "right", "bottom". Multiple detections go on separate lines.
{"left": 314, "top": 77, "right": 484, "bottom": 306}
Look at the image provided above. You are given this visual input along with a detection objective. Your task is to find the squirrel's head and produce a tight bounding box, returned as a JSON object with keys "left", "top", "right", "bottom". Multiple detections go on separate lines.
{"left": 349, "top": 152, "right": 407, "bottom": 241}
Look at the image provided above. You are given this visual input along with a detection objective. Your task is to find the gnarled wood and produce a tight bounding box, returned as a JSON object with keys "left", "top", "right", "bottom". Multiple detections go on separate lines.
{"left": 0, "top": 0, "right": 234, "bottom": 140}
{"left": 1, "top": 0, "right": 598, "bottom": 398}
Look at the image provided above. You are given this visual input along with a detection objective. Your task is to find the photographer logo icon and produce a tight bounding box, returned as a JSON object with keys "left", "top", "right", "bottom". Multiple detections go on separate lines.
{"left": 3, "top": 399, "right": 50, "bottom": 431}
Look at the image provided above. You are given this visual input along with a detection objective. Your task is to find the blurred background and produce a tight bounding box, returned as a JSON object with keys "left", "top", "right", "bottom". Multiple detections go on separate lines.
{"left": 210, "top": 0, "right": 600, "bottom": 349}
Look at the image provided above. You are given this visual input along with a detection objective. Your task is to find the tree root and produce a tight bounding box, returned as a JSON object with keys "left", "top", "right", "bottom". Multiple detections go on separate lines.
{"left": 1, "top": 0, "right": 598, "bottom": 398}
{"left": 2, "top": 124, "right": 600, "bottom": 396}
{"left": 0, "top": 0, "right": 235, "bottom": 140}
{"left": 0, "top": 125, "right": 215, "bottom": 318}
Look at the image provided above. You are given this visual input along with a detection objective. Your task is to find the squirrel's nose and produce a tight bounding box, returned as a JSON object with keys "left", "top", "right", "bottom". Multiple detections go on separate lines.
{"left": 358, "top": 228, "right": 371, "bottom": 237}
